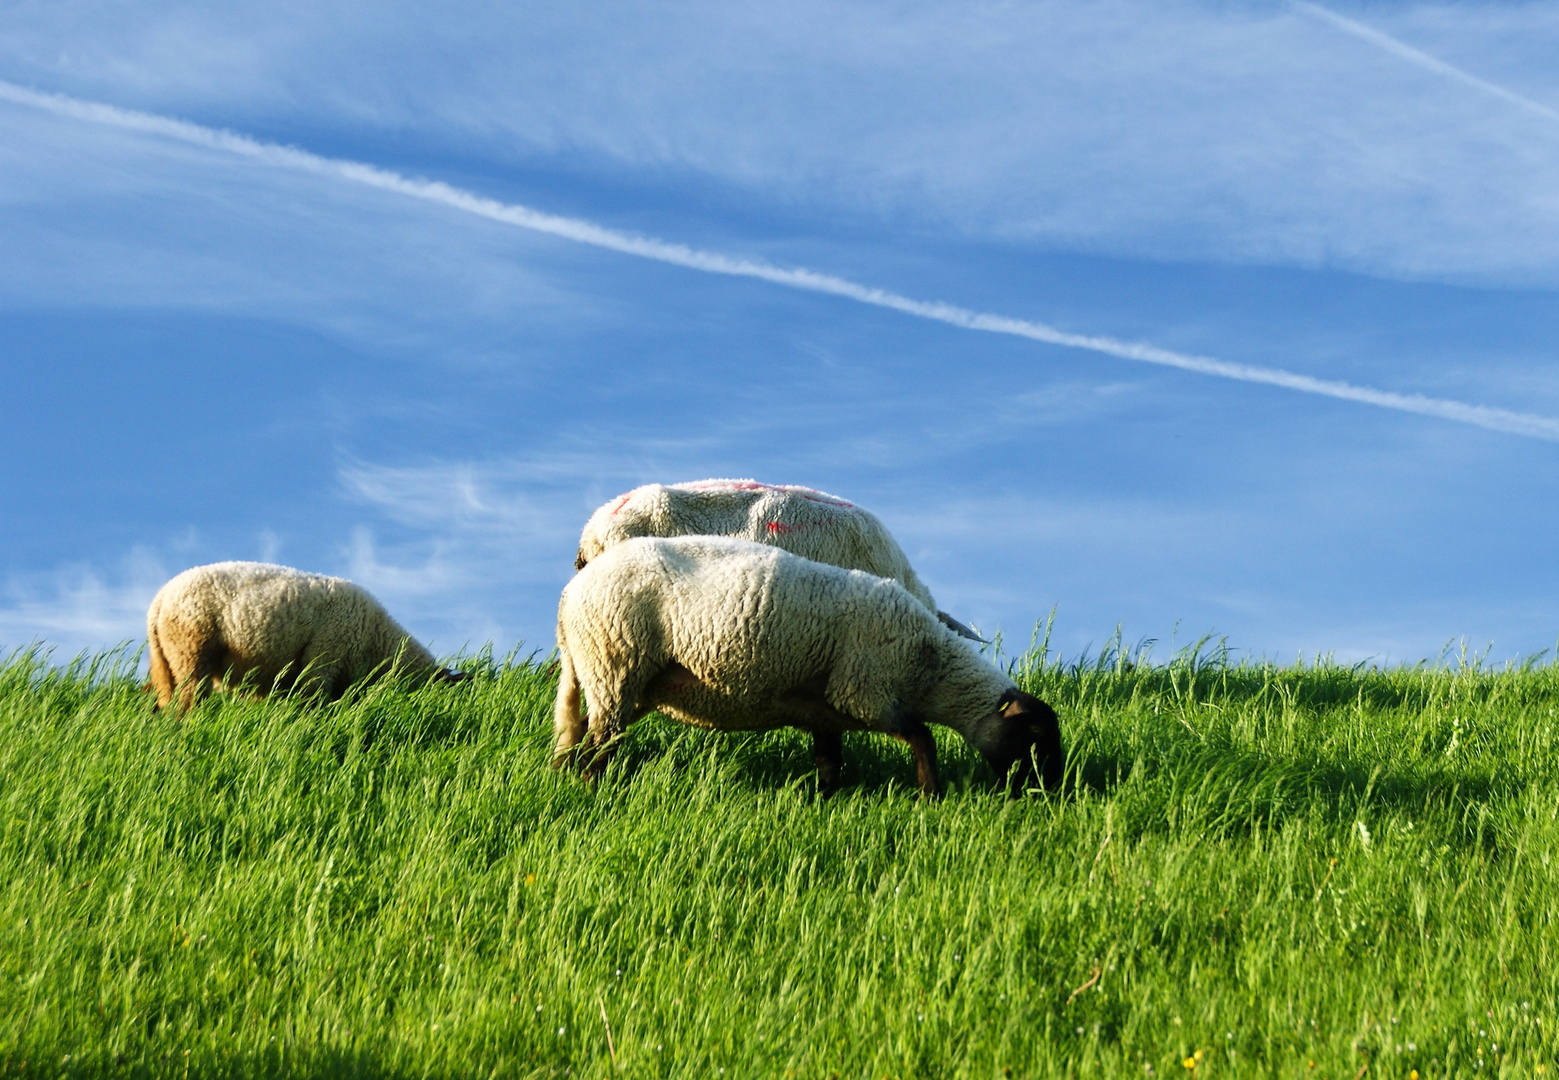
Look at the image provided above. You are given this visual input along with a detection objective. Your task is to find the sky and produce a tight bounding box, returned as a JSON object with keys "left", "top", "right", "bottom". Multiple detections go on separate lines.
{"left": 2, "top": 0, "right": 1559, "bottom": 666}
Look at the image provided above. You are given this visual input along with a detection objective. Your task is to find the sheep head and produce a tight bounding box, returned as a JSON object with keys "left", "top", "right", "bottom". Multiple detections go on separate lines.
{"left": 981, "top": 688, "right": 1063, "bottom": 794}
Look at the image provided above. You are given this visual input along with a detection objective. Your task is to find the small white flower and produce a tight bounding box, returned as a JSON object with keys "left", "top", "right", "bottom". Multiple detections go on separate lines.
{"left": 558, "top": 1027, "right": 566, "bottom": 1036}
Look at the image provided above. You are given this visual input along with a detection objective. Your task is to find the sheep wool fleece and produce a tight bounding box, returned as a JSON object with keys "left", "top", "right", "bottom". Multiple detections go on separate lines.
{"left": 146, "top": 561, "right": 438, "bottom": 706}
{"left": 574, "top": 479, "right": 938, "bottom": 612}
{"left": 555, "top": 536, "right": 1015, "bottom": 751}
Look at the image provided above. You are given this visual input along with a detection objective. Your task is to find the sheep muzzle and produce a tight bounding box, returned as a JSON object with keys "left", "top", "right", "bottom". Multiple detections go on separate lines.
{"left": 986, "top": 688, "right": 1064, "bottom": 794}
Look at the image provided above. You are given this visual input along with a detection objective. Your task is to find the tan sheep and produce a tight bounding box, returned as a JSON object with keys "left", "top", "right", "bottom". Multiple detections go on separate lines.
{"left": 574, "top": 478, "right": 984, "bottom": 640}
{"left": 553, "top": 536, "right": 1062, "bottom": 797}
{"left": 146, "top": 561, "right": 463, "bottom": 709}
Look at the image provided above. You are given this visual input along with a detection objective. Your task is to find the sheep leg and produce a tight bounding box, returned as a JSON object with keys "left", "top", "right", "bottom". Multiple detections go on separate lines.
{"left": 179, "top": 636, "right": 226, "bottom": 711}
{"left": 291, "top": 642, "right": 343, "bottom": 702}
{"left": 812, "top": 731, "right": 844, "bottom": 795}
{"left": 316, "top": 668, "right": 345, "bottom": 702}
{"left": 146, "top": 616, "right": 176, "bottom": 710}
{"left": 891, "top": 721, "right": 941, "bottom": 799}
{"left": 583, "top": 710, "right": 629, "bottom": 779}
{"left": 579, "top": 676, "right": 649, "bottom": 782}
{"left": 551, "top": 650, "right": 588, "bottom": 767}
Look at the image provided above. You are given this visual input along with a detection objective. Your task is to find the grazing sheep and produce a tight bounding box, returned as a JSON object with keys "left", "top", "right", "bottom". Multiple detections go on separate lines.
{"left": 146, "top": 561, "right": 463, "bottom": 709}
{"left": 575, "top": 478, "right": 985, "bottom": 640}
{"left": 553, "top": 536, "right": 1062, "bottom": 796}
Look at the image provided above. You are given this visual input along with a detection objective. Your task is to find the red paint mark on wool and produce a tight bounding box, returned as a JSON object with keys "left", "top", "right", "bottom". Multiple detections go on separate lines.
{"left": 608, "top": 494, "right": 632, "bottom": 515}
{"left": 677, "top": 479, "right": 853, "bottom": 508}
{"left": 766, "top": 521, "right": 804, "bottom": 534}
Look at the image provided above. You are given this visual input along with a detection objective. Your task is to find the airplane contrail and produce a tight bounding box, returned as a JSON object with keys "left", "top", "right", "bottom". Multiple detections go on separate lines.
{"left": 3, "top": 78, "right": 1558, "bottom": 442}
{"left": 1291, "top": 1, "right": 1559, "bottom": 126}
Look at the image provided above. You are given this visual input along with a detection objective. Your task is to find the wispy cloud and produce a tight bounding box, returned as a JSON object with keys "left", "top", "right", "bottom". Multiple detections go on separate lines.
{"left": 1292, "top": 1, "right": 1559, "bottom": 125}
{"left": 13, "top": 2, "right": 1559, "bottom": 285}
{"left": 4, "top": 79, "right": 1556, "bottom": 443}
{"left": 0, "top": 548, "right": 168, "bottom": 659}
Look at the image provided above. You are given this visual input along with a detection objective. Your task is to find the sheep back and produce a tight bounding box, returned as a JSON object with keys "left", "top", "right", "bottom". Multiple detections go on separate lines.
{"left": 574, "top": 479, "right": 938, "bottom": 612}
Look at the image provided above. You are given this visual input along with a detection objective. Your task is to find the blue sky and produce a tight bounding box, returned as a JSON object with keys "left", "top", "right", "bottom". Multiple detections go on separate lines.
{"left": 3, "top": 0, "right": 1558, "bottom": 664}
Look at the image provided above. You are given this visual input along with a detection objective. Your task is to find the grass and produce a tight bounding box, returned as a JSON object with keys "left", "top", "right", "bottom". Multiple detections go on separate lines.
{"left": 1, "top": 633, "right": 1557, "bottom": 1079}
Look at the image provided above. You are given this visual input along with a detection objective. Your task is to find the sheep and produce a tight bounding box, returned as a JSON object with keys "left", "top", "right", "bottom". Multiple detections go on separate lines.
{"left": 145, "top": 561, "right": 464, "bottom": 709}
{"left": 574, "top": 478, "right": 985, "bottom": 640}
{"left": 552, "top": 535, "right": 1062, "bottom": 797}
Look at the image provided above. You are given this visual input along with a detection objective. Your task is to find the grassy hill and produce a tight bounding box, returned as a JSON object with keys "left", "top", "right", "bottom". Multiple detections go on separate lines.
{"left": 1, "top": 637, "right": 1556, "bottom": 1078}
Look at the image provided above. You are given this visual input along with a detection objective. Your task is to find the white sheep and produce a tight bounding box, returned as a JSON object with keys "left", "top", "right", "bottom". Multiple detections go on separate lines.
{"left": 553, "top": 536, "right": 1062, "bottom": 796}
{"left": 145, "top": 561, "right": 463, "bottom": 709}
{"left": 574, "top": 478, "right": 984, "bottom": 640}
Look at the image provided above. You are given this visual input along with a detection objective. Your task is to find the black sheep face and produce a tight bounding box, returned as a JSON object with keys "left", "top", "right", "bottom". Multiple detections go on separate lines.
{"left": 983, "top": 688, "right": 1064, "bottom": 794}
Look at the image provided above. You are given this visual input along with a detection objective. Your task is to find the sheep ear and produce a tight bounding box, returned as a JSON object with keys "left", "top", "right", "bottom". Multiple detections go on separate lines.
{"left": 997, "top": 688, "right": 1024, "bottom": 717}
{"left": 937, "top": 611, "right": 988, "bottom": 643}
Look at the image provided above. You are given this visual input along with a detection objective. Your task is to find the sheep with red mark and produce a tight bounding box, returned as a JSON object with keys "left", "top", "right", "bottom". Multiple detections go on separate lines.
{"left": 553, "top": 536, "right": 1062, "bottom": 797}
{"left": 574, "top": 478, "right": 984, "bottom": 640}
{"left": 146, "top": 561, "right": 464, "bottom": 709}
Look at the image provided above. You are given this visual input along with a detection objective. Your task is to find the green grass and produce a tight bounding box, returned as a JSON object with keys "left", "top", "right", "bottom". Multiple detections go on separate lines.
{"left": 2, "top": 635, "right": 1557, "bottom": 1079}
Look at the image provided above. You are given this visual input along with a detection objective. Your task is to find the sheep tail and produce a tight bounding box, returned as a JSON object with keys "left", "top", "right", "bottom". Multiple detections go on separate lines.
{"left": 145, "top": 599, "right": 175, "bottom": 710}
{"left": 551, "top": 645, "right": 586, "bottom": 768}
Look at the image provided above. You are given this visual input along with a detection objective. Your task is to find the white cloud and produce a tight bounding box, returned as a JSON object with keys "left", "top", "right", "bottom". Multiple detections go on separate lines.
{"left": 334, "top": 457, "right": 624, "bottom": 650}
{"left": 9, "top": 80, "right": 1557, "bottom": 441}
{"left": 6, "top": 2, "right": 1559, "bottom": 284}
{"left": 0, "top": 93, "right": 583, "bottom": 357}
{"left": 4, "top": 448, "right": 1554, "bottom": 667}
{"left": 0, "top": 547, "right": 168, "bottom": 660}
{"left": 1291, "top": 1, "right": 1559, "bottom": 126}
